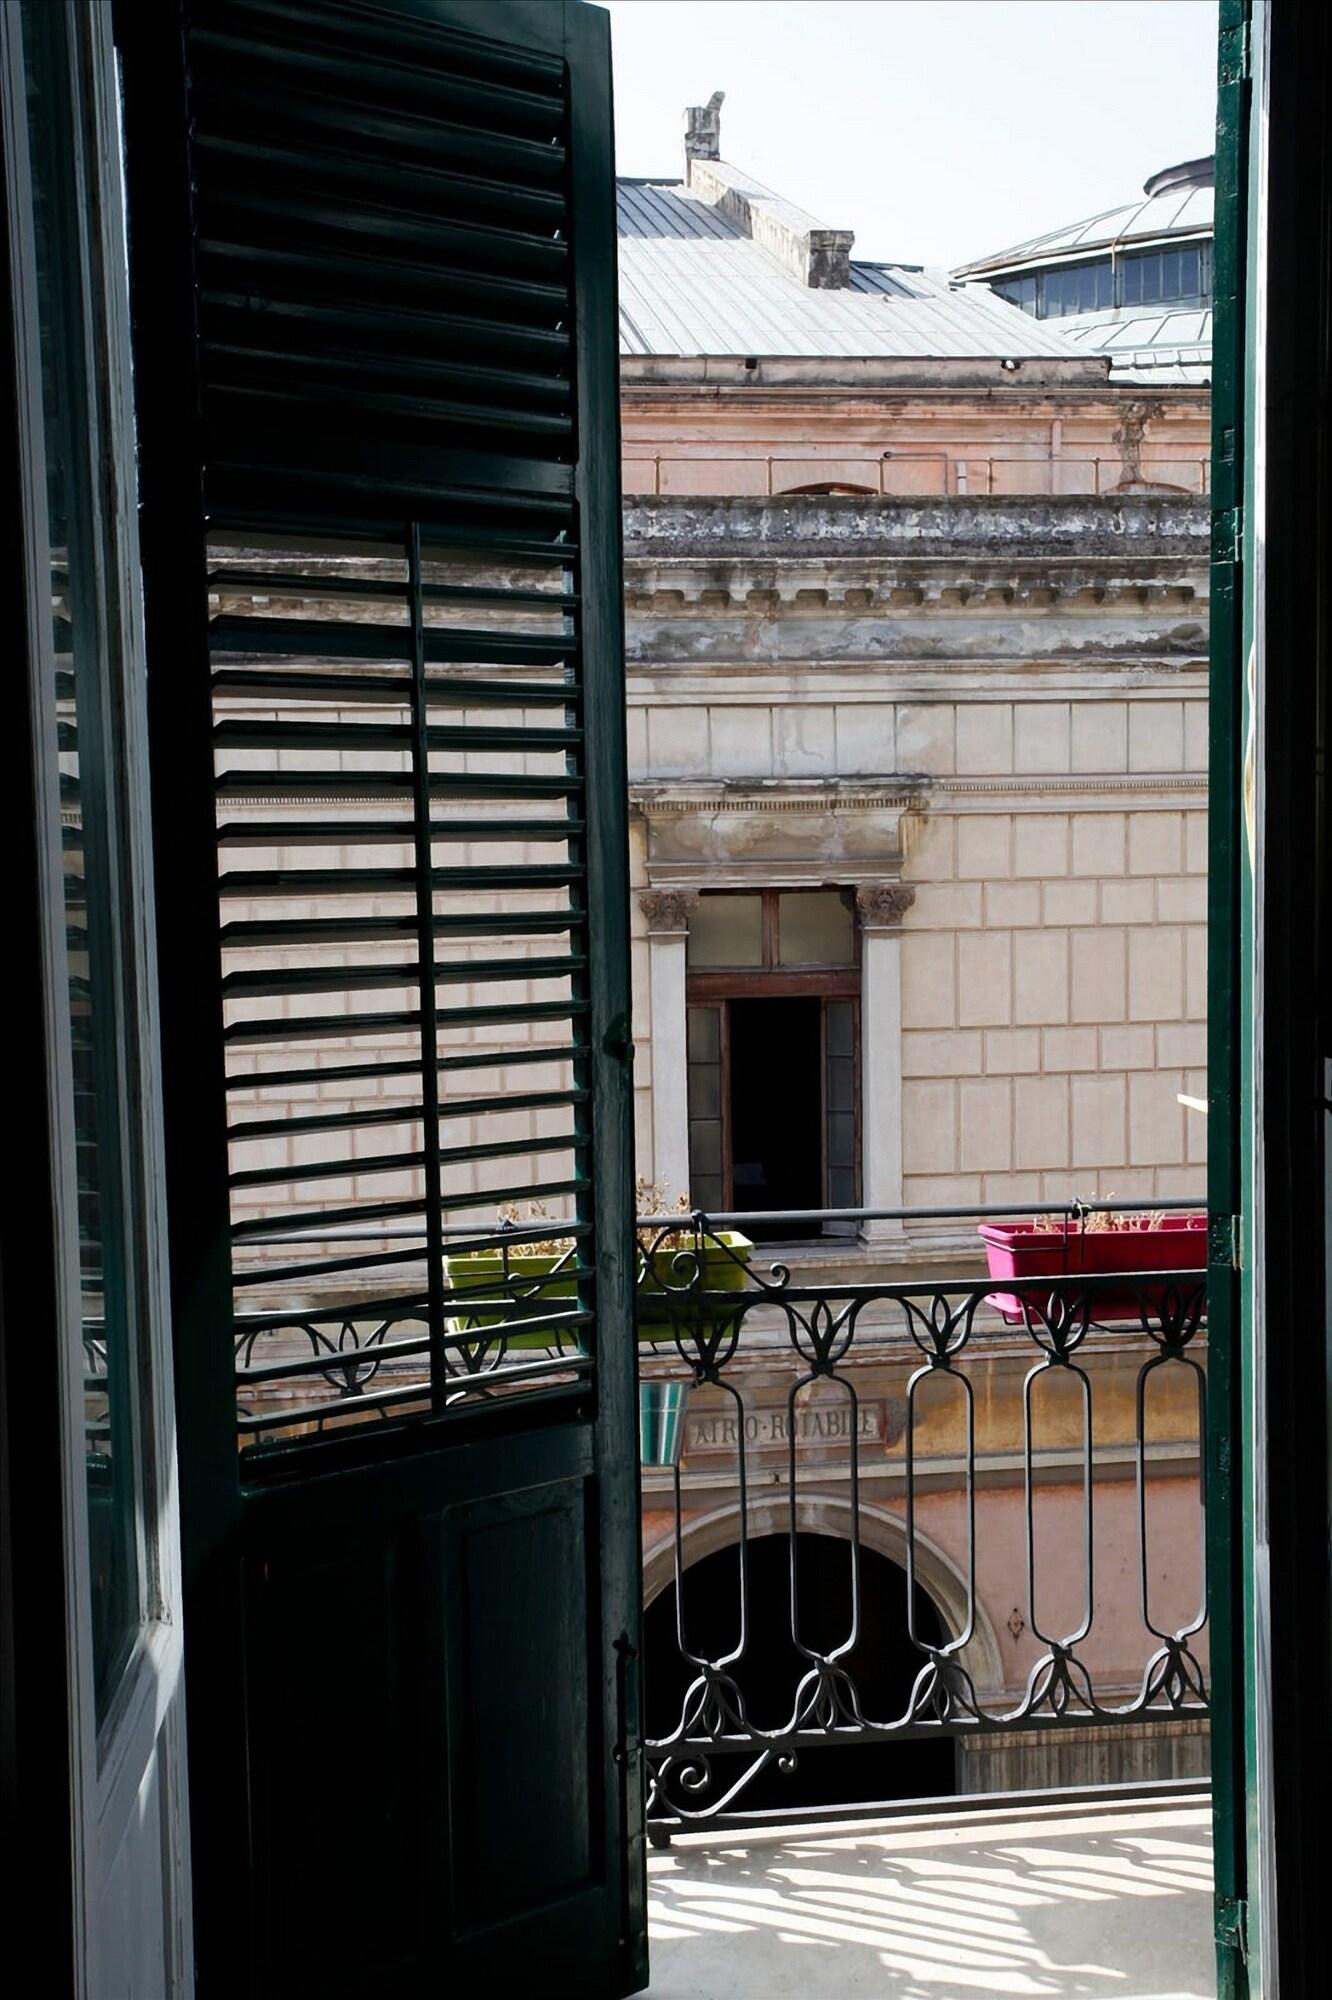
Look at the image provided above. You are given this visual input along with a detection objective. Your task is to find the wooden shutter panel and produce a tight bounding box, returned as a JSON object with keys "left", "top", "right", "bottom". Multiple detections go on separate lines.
{"left": 117, "top": 2, "right": 644, "bottom": 1992}
{"left": 161, "top": 0, "right": 612, "bottom": 1446}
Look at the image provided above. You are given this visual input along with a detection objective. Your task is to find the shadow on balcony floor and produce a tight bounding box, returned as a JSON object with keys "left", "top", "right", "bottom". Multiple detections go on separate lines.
{"left": 646, "top": 1797, "right": 1214, "bottom": 1998}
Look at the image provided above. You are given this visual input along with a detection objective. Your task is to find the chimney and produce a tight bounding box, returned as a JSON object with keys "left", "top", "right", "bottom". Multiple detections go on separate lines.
{"left": 684, "top": 92, "right": 724, "bottom": 178}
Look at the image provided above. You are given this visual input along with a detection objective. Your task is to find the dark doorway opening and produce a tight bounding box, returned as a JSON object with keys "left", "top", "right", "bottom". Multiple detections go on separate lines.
{"left": 644, "top": 1531, "right": 956, "bottom": 1814}
{"left": 729, "top": 996, "right": 822, "bottom": 1232}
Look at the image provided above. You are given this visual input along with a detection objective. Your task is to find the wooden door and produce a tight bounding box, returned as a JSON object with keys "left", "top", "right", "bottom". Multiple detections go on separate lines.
{"left": 114, "top": 3, "right": 644, "bottom": 1993}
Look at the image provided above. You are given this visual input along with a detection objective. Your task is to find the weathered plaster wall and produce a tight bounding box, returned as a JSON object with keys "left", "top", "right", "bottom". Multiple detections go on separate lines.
{"left": 621, "top": 371, "right": 1211, "bottom": 502}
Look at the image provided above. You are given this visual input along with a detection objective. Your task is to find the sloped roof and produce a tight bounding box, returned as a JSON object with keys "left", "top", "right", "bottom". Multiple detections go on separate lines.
{"left": 954, "top": 180, "right": 1214, "bottom": 280}
{"left": 1056, "top": 307, "right": 1213, "bottom": 386}
{"left": 616, "top": 179, "right": 1093, "bottom": 362}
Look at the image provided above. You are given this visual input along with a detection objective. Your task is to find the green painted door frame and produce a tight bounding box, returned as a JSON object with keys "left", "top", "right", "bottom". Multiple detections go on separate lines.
{"left": 1210, "top": 3, "right": 1332, "bottom": 1992}
{"left": 1207, "top": 7, "right": 1254, "bottom": 1992}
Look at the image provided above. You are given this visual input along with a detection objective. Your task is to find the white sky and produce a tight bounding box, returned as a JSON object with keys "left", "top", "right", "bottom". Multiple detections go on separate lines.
{"left": 602, "top": 0, "right": 1220, "bottom": 270}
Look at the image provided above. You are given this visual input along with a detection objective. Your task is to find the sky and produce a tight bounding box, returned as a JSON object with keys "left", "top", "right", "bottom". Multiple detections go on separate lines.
{"left": 602, "top": 0, "right": 1220, "bottom": 270}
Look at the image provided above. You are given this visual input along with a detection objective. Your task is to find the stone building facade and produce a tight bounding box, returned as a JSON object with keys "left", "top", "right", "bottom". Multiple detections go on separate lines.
{"left": 620, "top": 111, "right": 1212, "bottom": 1796}
{"left": 617, "top": 112, "right": 1210, "bottom": 1258}
{"left": 625, "top": 491, "right": 1209, "bottom": 1257}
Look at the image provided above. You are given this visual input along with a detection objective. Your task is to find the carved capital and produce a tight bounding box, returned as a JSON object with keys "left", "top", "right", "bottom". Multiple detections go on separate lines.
{"left": 639, "top": 888, "right": 698, "bottom": 934}
{"left": 855, "top": 881, "right": 916, "bottom": 931}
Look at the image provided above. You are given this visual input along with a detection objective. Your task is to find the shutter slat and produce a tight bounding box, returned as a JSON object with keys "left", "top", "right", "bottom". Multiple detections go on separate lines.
{"left": 216, "top": 817, "right": 581, "bottom": 845}
{"left": 221, "top": 953, "right": 585, "bottom": 998}
{"left": 223, "top": 1040, "right": 587, "bottom": 1096}
{"left": 230, "top": 1085, "right": 584, "bottom": 1143}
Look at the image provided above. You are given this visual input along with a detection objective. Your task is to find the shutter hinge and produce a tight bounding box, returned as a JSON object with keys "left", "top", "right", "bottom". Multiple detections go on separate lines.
{"left": 602, "top": 1011, "right": 634, "bottom": 1065}
{"left": 1207, "top": 1212, "right": 1243, "bottom": 1271}
{"left": 1215, "top": 1895, "right": 1249, "bottom": 1962}
{"left": 1213, "top": 505, "right": 1242, "bottom": 567}
{"left": 1219, "top": 18, "right": 1251, "bottom": 86}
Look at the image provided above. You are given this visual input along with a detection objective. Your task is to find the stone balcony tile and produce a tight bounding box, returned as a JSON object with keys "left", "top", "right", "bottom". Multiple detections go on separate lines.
{"left": 646, "top": 1800, "right": 1212, "bottom": 1999}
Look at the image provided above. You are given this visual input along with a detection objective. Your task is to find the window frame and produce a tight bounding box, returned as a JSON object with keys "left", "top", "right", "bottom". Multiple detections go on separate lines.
{"left": 991, "top": 235, "right": 1215, "bottom": 319}
{"left": 685, "top": 886, "right": 860, "bottom": 990}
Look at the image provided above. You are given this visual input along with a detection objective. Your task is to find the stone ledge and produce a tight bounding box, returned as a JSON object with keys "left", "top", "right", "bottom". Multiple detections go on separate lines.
{"left": 624, "top": 490, "right": 1211, "bottom": 561}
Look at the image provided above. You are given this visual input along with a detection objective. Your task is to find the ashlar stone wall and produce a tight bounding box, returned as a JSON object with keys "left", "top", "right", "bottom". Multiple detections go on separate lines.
{"left": 624, "top": 494, "right": 1210, "bottom": 1251}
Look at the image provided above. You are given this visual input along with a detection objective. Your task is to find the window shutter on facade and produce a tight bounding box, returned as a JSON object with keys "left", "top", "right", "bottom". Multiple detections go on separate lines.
{"left": 115, "top": 2, "right": 644, "bottom": 1992}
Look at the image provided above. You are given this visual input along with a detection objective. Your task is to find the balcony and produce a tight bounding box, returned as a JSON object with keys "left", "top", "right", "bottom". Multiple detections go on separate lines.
{"left": 228, "top": 1199, "right": 1214, "bottom": 1987}
{"left": 645, "top": 1794, "right": 1213, "bottom": 1998}
{"left": 632, "top": 1202, "right": 1212, "bottom": 1992}
{"left": 630, "top": 1204, "right": 1208, "bottom": 1832}
{"left": 229, "top": 1204, "right": 1210, "bottom": 1824}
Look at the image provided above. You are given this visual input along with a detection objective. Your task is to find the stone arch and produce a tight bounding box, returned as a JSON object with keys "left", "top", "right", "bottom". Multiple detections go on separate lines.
{"left": 642, "top": 1492, "right": 1005, "bottom": 1698}
{"left": 776, "top": 479, "right": 878, "bottom": 496}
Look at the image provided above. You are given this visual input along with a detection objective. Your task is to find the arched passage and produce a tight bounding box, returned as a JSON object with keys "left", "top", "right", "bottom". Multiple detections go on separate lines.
{"left": 643, "top": 1526, "right": 958, "bottom": 1812}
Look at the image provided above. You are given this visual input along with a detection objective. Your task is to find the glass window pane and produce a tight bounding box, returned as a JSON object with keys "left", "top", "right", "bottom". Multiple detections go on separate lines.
{"left": 687, "top": 1005, "right": 725, "bottom": 1206}
{"left": 827, "top": 1113, "right": 856, "bottom": 1166}
{"left": 827, "top": 1059, "right": 855, "bottom": 1113}
{"left": 687, "top": 1004, "right": 721, "bottom": 1062}
{"left": 994, "top": 273, "right": 1037, "bottom": 316}
{"left": 24, "top": 0, "right": 144, "bottom": 1715}
{"left": 687, "top": 894, "right": 762, "bottom": 967}
{"left": 688, "top": 1062, "right": 721, "bottom": 1119}
{"left": 1040, "top": 259, "right": 1111, "bottom": 318}
{"left": 689, "top": 1120, "right": 723, "bottom": 1176}
{"left": 778, "top": 891, "right": 855, "bottom": 966}
{"left": 825, "top": 998, "right": 855, "bottom": 1059}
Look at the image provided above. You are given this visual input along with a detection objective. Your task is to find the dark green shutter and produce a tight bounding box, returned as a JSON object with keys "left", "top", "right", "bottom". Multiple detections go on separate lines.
{"left": 116, "top": 2, "right": 644, "bottom": 1992}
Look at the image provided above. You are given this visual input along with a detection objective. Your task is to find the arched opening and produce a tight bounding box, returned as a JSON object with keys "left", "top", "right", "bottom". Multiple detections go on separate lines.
{"left": 644, "top": 1530, "right": 957, "bottom": 1812}
{"left": 775, "top": 479, "right": 877, "bottom": 496}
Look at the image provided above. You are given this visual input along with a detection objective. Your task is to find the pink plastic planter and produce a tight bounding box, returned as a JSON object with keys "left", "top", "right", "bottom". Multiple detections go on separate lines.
{"left": 978, "top": 1214, "right": 1207, "bottom": 1324}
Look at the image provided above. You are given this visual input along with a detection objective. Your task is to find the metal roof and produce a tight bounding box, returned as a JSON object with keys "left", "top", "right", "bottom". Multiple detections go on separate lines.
{"left": 1057, "top": 307, "right": 1213, "bottom": 386}
{"left": 950, "top": 160, "right": 1214, "bottom": 385}
{"left": 615, "top": 180, "right": 1092, "bottom": 362}
{"left": 954, "top": 178, "right": 1214, "bottom": 279}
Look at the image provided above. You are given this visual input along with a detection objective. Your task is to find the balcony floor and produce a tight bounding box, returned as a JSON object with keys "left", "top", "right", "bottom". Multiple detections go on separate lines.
{"left": 646, "top": 1796, "right": 1214, "bottom": 1998}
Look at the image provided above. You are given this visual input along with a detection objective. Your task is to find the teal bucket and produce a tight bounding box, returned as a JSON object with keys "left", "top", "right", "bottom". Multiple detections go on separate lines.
{"left": 639, "top": 1380, "right": 691, "bottom": 1467}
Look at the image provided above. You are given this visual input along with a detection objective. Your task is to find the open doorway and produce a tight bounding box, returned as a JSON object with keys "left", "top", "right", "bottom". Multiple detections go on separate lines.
{"left": 729, "top": 996, "right": 822, "bottom": 1216}
{"left": 685, "top": 889, "right": 860, "bottom": 1234}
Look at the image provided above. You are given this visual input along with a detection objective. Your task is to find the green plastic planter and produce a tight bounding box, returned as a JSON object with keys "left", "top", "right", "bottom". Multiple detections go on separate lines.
{"left": 442, "top": 1231, "right": 753, "bottom": 1352}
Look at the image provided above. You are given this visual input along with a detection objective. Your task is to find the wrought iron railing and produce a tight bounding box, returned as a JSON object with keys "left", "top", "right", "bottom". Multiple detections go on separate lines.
{"left": 225, "top": 1195, "right": 1210, "bottom": 1825}
{"left": 631, "top": 1202, "right": 1209, "bottom": 1834}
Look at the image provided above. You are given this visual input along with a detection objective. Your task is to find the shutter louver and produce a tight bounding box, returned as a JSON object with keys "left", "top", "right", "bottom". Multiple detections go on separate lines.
{"left": 184, "top": 0, "right": 604, "bottom": 1447}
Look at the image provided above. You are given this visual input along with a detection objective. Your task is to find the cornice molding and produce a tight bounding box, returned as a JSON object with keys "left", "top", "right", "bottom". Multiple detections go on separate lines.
{"left": 623, "top": 575, "right": 1207, "bottom": 617}
{"left": 630, "top": 780, "right": 929, "bottom": 817}
{"left": 932, "top": 774, "right": 1208, "bottom": 798}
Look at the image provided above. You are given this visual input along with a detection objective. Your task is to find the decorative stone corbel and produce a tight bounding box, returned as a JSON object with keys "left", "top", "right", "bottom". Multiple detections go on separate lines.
{"left": 855, "top": 882, "right": 916, "bottom": 931}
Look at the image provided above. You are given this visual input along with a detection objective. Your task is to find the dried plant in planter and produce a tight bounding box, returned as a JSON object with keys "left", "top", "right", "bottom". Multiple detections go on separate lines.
{"left": 633, "top": 1179, "right": 696, "bottom": 1252}
{"left": 494, "top": 1183, "right": 698, "bottom": 1256}
{"left": 494, "top": 1199, "right": 575, "bottom": 1257}
{"left": 1043, "top": 1202, "right": 1168, "bottom": 1233}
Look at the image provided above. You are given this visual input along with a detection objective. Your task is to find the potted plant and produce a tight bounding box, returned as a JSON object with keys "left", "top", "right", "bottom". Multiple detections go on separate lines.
{"left": 442, "top": 1182, "right": 752, "bottom": 1351}
{"left": 978, "top": 1205, "right": 1206, "bottom": 1324}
